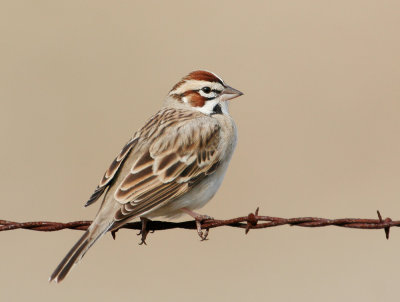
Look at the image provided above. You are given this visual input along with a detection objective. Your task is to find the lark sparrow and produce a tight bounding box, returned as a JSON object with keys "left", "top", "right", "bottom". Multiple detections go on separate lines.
{"left": 50, "top": 70, "right": 243, "bottom": 282}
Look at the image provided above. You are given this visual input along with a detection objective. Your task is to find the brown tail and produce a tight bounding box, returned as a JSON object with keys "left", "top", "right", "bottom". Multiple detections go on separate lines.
{"left": 49, "top": 223, "right": 111, "bottom": 283}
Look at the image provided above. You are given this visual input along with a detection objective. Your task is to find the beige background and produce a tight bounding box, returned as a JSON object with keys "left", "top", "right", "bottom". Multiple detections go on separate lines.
{"left": 1, "top": 1, "right": 399, "bottom": 301}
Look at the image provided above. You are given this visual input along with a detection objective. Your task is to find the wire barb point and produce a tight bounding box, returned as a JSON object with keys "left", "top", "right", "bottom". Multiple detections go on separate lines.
{"left": 377, "top": 210, "right": 391, "bottom": 240}
{"left": 245, "top": 207, "right": 259, "bottom": 234}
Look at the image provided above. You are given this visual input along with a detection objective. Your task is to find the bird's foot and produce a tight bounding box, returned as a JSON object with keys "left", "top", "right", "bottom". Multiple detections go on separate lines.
{"left": 195, "top": 216, "right": 211, "bottom": 241}
{"left": 137, "top": 217, "right": 153, "bottom": 245}
{"left": 180, "top": 208, "right": 213, "bottom": 241}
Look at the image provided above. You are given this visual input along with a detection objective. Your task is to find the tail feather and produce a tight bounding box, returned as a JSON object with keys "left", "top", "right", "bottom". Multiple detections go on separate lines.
{"left": 49, "top": 223, "right": 112, "bottom": 283}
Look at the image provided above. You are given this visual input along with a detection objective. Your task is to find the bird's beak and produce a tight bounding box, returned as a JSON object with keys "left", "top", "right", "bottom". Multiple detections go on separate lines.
{"left": 220, "top": 85, "right": 244, "bottom": 101}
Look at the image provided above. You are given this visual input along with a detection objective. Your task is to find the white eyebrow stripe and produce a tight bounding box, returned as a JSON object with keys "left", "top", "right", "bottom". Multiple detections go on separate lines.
{"left": 169, "top": 80, "right": 225, "bottom": 95}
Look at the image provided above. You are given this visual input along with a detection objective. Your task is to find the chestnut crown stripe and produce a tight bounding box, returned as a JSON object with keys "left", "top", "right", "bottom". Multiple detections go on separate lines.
{"left": 170, "top": 70, "right": 224, "bottom": 92}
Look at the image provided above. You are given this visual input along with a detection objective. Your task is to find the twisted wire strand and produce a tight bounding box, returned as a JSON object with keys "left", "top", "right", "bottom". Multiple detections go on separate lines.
{"left": 1, "top": 209, "right": 397, "bottom": 239}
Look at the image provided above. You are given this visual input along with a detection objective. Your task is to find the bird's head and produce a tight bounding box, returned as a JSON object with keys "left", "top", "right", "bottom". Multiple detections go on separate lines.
{"left": 168, "top": 70, "right": 243, "bottom": 115}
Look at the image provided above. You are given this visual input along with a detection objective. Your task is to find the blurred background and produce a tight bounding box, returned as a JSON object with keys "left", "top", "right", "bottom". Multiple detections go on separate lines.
{"left": 1, "top": 1, "right": 399, "bottom": 301}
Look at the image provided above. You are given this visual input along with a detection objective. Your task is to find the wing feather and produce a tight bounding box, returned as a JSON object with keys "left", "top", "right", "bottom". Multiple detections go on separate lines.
{"left": 84, "top": 138, "right": 138, "bottom": 207}
{"left": 113, "top": 109, "right": 221, "bottom": 221}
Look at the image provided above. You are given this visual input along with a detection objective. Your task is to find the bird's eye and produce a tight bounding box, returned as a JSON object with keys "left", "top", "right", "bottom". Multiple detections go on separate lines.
{"left": 201, "top": 87, "right": 211, "bottom": 93}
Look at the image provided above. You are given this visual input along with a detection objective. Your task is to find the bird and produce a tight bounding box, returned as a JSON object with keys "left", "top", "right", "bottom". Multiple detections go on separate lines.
{"left": 49, "top": 70, "right": 243, "bottom": 283}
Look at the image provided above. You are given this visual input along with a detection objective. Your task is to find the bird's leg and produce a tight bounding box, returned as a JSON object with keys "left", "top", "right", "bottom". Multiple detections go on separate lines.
{"left": 180, "top": 208, "right": 213, "bottom": 241}
{"left": 137, "top": 217, "right": 152, "bottom": 245}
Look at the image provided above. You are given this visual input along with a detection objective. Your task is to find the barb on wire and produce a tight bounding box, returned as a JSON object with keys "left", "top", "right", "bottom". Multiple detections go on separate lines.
{"left": 1, "top": 209, "right": 398, "bottom": 240}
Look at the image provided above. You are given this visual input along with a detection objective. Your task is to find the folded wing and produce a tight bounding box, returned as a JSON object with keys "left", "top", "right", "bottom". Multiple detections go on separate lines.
{"left": 113, "top": 109, "right": 221, "bottom": 221}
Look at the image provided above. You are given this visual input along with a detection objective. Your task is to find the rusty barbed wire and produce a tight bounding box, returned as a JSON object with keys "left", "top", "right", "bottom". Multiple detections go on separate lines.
{"left": 0, "top": 209, "right": 398, "bottom": 240}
